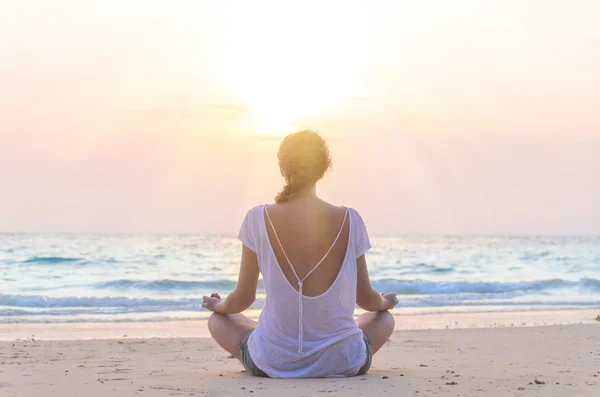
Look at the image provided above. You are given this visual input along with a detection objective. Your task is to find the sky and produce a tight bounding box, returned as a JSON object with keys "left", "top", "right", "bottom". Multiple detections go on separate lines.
{"left": 0, "top": 0, "right": 599, "bottom": 235}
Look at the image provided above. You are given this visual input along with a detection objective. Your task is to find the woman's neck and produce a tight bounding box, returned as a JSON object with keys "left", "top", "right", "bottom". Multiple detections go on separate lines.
{"left": 293, "top": 184, "right": 318, "bottom": 200}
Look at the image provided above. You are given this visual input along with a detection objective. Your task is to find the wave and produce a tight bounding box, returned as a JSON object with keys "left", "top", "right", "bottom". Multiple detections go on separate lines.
{"left": 370, "top": 278, "right": 600, "bottom": 295}
{"left": 398, "top": 263, "right": 455, "bottom": 274}
{"left": 0, "top": 293, "right": 204, "bottom": 308}
{"left": 2, "top": 278, "right": 600, "bottom": 309}
{"left": 1, "top": 293, "right": 599, "bottom": 324}
{"left": 521, "top": 251, "right": 552, "bottom": 260}
{"left": 15, "top": 277, "right": 600, "bottom": 297}
{"left": 82, "top": 277, "right": 600, "bottom": 295}
{"left": 23, "top": 256, "right": 82, "bottom": 264}
{"left": 2, "top": 295, "right": 598, "bottom": 314}
{"left": 96, "top": 279, "right": 238, "bottom": 291}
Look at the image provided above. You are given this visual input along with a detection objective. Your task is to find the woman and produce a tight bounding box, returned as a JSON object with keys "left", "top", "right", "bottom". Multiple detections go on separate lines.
{"left": 202, "top": 130, "right": 397, "bottom": 378}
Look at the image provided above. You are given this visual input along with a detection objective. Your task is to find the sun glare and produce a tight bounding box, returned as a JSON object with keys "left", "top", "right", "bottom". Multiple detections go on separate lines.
{"left": 227, "top": 54, "right": 354, "bottom": 137}
{"left": 215, "top": 4, "right": 368, "bottom": 137}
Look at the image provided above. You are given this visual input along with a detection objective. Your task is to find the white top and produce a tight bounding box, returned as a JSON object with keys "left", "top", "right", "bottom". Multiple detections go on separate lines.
{"left": 237, "top": 205, "right": 372, "bottom": 378}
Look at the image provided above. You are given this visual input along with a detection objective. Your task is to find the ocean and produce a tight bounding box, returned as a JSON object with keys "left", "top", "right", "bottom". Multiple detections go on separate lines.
{"left": 1, "top": 234, "right": 599, "bottom": 324}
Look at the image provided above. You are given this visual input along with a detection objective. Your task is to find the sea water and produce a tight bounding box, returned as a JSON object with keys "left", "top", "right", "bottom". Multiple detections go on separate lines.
{"left": 1, "top": 234, "right": 599, "bottom": 324}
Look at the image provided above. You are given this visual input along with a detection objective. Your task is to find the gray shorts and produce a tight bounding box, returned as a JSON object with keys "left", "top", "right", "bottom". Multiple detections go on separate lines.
{"left": 239, "top": 334, "right": 373, "bottom": 377}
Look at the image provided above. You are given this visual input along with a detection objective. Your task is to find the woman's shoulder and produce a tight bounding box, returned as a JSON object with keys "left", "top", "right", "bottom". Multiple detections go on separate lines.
{"left": 317, "top": 200, "right": 353, "bottom": 213}
{"left": 243, "top": 204, "right": 266, "bottom": 219}
{"left": 327, "top": 203, "right": 362, "bottom": 219}
{"left": 337, "top": 206, "right": 368, "bottom": 227}
{"left": 317, "top": 201, "right": 365, "bottom": 220}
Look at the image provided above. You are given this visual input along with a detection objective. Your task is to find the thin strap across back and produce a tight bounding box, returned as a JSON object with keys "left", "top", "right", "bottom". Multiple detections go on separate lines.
{"left": 264, "top": 205, "right": 349, "bottom": 354}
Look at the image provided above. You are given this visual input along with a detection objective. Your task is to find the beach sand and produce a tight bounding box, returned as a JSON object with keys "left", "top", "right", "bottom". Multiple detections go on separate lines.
{"left": 1, "top": 320, "right": 599, "bottom": 397}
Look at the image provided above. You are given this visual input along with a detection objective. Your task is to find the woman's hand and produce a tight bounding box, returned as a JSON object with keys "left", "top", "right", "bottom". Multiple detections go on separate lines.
{"left": 202, "top": 293, "right": 222, "bottom": 312}
{"left": 381, "top": 292, "right": 398, "bottom": 311}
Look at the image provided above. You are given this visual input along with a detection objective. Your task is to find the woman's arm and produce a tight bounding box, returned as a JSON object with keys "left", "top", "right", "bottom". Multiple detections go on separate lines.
{"left": 356, "top": 254, "right": 398, "bottom": 312}
{"left": 202, "top": 244, "right": 260, "bottom": 314}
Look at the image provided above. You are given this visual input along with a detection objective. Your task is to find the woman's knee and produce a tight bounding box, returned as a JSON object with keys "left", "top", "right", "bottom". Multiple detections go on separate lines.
{"left": 382, "top": 310, "right": 394, "bottom": 325}
{"left": 207, "top": 312, "right": 226, "bottom": 335}
{"left": 375, "top": 310, "right": 395, "bottom": 334}
{"left": 384, "top": 310, "right": 395, "bottom": 333}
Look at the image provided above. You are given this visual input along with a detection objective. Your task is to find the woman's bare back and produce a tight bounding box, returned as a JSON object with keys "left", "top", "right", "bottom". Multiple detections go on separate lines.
{"left": 264, "top": 198, "right": 350, "bottom": 297}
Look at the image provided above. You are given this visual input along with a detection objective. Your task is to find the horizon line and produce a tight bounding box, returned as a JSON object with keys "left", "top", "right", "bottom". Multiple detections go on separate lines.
{"left": 1, "top": 231, "right": 598, "bottom": 238}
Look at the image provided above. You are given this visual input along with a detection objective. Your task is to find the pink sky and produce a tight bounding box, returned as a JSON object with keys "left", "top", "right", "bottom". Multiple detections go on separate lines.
{"left": 1, "top": 1, "right": 599, "bottom": 235}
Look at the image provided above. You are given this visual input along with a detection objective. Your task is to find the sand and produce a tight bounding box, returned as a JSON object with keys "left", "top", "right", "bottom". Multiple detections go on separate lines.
{"left": 1, "top": 322, "right": 599, "bottom": 397}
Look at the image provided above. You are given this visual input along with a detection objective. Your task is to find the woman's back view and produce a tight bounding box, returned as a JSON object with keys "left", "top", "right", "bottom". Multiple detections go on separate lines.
{"left": 203, "top": 130, "right": 397, "bottom": 378}
{"left": 239, "top": 203, "right": 370, "bottom": 377}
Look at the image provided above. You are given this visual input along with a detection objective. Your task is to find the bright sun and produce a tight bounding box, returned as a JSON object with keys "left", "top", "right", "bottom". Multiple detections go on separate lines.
{"left": 225, "top": 57, "right": 354, "bottom": 137}
{"left": 215, "top": 4, "right": 367, "bottom": 137}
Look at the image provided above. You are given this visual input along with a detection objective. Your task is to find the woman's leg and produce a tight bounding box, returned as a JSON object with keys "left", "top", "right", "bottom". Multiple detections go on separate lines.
{"left": 207, "top": 312, "right": 257, "bottom": 360}
{"left": 357, "top": 311, "right": 395, "bottom": 354}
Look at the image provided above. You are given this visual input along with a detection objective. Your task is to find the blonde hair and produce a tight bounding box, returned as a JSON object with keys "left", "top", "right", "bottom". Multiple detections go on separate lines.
{"left": 275, "top": 130, "right": 332, "bottom": 203}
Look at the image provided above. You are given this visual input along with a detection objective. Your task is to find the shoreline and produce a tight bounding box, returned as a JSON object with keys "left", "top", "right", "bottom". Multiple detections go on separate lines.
{"left": 1, "top": 308, "right": 597, "bottom": 342}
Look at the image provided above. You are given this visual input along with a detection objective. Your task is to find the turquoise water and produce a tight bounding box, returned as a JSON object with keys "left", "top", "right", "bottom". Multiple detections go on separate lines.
{"left": 1, "top": 234, "right": 599, "bottom": 323}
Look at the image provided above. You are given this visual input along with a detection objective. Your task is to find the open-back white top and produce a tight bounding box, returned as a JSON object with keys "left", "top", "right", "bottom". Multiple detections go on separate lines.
{"left": 237, "top": 205, "right": 372, "bottom": 378}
